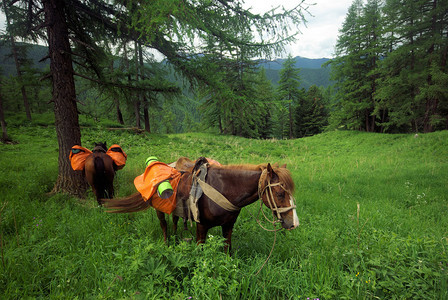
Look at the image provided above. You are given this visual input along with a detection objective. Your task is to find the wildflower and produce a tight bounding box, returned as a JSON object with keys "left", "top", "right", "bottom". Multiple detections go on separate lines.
{"left": 356, "top": 272, "right": 359, "bottom": 277}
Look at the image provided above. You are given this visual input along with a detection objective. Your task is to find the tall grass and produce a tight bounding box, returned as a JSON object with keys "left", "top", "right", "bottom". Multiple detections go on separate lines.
{"left": 1, "top": 118, "right": 447, "bottom": 299}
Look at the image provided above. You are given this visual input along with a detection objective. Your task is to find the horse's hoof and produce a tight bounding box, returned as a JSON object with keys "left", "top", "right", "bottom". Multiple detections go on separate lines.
{"left": 183, "top": 238, "right": 193, "bottom": 242}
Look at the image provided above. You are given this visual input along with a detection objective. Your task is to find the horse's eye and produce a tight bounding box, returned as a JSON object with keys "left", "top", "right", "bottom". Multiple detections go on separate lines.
{"left": 276, "top": 191, "right": 285, "bottom": 198}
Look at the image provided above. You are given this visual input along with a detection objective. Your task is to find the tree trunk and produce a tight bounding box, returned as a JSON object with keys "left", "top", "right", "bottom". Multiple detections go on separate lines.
{"left": 43, "top": 0, "right": 87, "bottom": 197}
{"left": 288, "top": 99, "right": 293, "bottom": 139}
{"left": 134, "top": 101, "right": 141, "bottom": 128}
{"left": 138, "top": 44, "right": 151, "bottom": 133}
{"left": 109, "top": 61, "right": 124, "bottom": 125}
{"left": 2, "top": 0, "right": 32, "bottom": 121}
{"left": 423, "top": 0, "right": 438, "bottom": 133}
{"left": 115, "top": 99, "right": 124, "bottom": 125}
{"left": 0, "top": 85, "right": 9, "bottom": 142}
{"left": 143, "top": 103, "right": 150, "bottom": 133}
{"left": 134, "top": 41, "right": 141, "bottom": 128}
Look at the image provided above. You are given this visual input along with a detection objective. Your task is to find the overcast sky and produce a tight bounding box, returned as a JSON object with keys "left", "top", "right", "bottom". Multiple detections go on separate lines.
{"left": 243, "top": 0, "right": 354, "bottom": 58}
{"left": 0, "top": 0, "right": 353, "bottom": 59}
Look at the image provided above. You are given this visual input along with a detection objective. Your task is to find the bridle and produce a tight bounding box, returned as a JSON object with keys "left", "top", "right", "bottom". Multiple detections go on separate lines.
{"left": 250, "top": 168, "right": 298, "bottom": 275}
{"left": 256, "top": 168, "right": 297, "bottom": 231}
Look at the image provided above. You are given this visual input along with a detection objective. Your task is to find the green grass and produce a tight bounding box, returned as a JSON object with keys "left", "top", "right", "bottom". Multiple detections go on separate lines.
{"left": 1, "top": 118, "right": 447, "bottom": 299}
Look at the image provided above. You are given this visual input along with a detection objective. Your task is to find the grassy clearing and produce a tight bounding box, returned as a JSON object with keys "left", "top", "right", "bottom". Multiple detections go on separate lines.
{"left": 1, "top": 118, "right": 447, "bottom": 299}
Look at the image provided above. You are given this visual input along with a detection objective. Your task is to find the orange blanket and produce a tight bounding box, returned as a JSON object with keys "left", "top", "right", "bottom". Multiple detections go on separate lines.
{"left": 69, "top": 145, "right": 92, "bottom": 171}
{"left": 106, "top": 145, "right": 127, "bottom": 170}
{"left": 134, "top": 161, "right": 181, "bottom": 214}
{"left": 69, "top": 144, "right": 127, "bottom": 171}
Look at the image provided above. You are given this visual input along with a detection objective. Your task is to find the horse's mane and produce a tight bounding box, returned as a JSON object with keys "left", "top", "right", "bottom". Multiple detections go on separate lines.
{"left": 93, "top": 142, "right": 107, "bottom": 153}
{"left": 211, "top": 163, "right": 262, "bottom": 171}
{"left": 210, "top": 163, "right": 295, "bottom": 193}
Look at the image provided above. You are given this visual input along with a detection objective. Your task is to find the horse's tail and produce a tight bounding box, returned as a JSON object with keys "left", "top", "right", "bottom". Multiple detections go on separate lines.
{"left": 102, "top": 193, "right": 152, "bottom": 213}
{"left": 93, "top": 155, "right": 108, "bottom": 199}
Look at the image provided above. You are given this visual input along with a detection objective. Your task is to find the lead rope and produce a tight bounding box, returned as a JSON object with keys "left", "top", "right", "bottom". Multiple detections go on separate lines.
{"left": 254, "top": 223, "right": 278, "bottom": 276}
{"left": 252, "top": 170, "right": 281, "bottom": 276}
{"left": 252, "top": 170, "right": 283, "bottom": 232}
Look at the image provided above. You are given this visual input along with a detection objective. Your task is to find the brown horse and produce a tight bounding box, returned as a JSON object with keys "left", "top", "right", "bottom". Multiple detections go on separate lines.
{"left": 104, "top": 159, "right": 299, "bottom": 252}
{"left": 85, "top": 142, "right": 116, "bottom": 206}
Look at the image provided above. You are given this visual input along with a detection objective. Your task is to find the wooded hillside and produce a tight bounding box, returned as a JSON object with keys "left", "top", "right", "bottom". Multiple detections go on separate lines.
{"left": 0, "top": 43, "right": 332, "bottom": 89}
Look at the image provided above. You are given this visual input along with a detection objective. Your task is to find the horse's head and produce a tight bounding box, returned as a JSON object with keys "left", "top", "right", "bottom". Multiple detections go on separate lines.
{"left": 93, "top": 142, "right": 107, "bottom": 153}
{"left": 259, "top": 163, "right": 299, "bottom": 230}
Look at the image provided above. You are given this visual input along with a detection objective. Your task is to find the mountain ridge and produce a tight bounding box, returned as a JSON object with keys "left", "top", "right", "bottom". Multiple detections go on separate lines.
{"left": 259, "top": 56, "right": 330, "bottom": 70}
{"left": 0, "top": 43, "right": 332, "bottom": 88}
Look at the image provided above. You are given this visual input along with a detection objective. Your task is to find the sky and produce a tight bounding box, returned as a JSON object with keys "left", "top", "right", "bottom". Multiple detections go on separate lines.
{"left": 243, "top": 0, "right": 354, "bottom": 59}
{"left": 0, "top": 0, "right": 353, "bottom": 59}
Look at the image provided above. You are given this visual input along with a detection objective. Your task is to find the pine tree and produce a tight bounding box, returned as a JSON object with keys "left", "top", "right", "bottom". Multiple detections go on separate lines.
{"left": 375, "top": 0, "right": 448, "bottom": 132}
{"left": 278, "top": 54, "right": 302, "bottom": 139}
{"left": 0, "top": 80, "right": 9, "bottom": 142}
{"left": 361, "top": 0, "right": 383, "bottom": 132}
{"left": 295, "top": 85, "right": 328, "bottom": 137}
{"left": 255, "top": 67, "right": 276, "bottom": 139}
{"left": 329, "top": 0, "right": 383, "bottom": 132}
{"left": 199, "top": 32, "right": 277, "bottom": 138}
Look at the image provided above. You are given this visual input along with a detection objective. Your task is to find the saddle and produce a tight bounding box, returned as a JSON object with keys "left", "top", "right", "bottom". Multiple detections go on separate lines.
{"left": 69, "top": 144, "right": 127, "bottom": 171}
{"left": 134, "top": 161, "right": 182, "bottom": 215}
{"left": 134, "top": 157, "right": 226, "bottom": 218}
{"left": 172, "top": 157, "right": 209, "bottom": 222}
{"left": 173, "top": 157, "right": 238, "bottom": 223}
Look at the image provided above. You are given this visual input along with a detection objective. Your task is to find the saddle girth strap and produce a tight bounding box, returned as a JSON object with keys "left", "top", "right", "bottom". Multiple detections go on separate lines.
{"left": 196, "top": 178, "right": 240, "bottom": 212}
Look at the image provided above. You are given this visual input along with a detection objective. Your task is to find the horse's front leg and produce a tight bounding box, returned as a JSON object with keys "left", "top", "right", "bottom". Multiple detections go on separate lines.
{"left": 221, "top": 223, "right": 234, "bottom": 255}
{"left": 172, "top": 215, "right": 179, "bottom": 235}
{"left": 156, "top": 210, "right": 168, "bottom": 243}
{"left": 196, "top": 223, "right": 209, "bottom": 245}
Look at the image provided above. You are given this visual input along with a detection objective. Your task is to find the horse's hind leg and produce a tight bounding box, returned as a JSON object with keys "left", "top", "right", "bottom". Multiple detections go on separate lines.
{"left": 156, "top": 210, "right": 168, "bottom": 243}
{"left": 172, "top": 215, "right": 179, "bottom": 235}
{"left": 105, "top": 182, "right": 114, "bottom": 200}
{"left": 90, "top": 187, "right": 102, "bottom": 206}
{"left": 104, "top": 167, "right": 115, "bottom": 200}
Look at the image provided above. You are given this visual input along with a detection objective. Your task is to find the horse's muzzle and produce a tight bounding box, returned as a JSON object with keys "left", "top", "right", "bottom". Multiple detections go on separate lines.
{"left": 280, "top": 208, "right": 300, "bottom": 230}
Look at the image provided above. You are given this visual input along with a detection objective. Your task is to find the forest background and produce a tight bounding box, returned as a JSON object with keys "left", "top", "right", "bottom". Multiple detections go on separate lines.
{"left": 2, "top": 0, "right": 446, "bottom": 142}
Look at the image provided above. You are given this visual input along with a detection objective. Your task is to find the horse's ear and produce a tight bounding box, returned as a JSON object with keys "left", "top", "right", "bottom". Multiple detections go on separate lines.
{"left": 266, "top": 163, "right": 273, "bottom": 176}
{"left": 281, "top": 163, "right": 287, "bottom": 168}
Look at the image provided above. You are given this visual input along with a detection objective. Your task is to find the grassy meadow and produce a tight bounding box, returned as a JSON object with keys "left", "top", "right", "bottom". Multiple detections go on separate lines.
{"left": 1, "top": 114, "right": 447, "bottom": 299}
